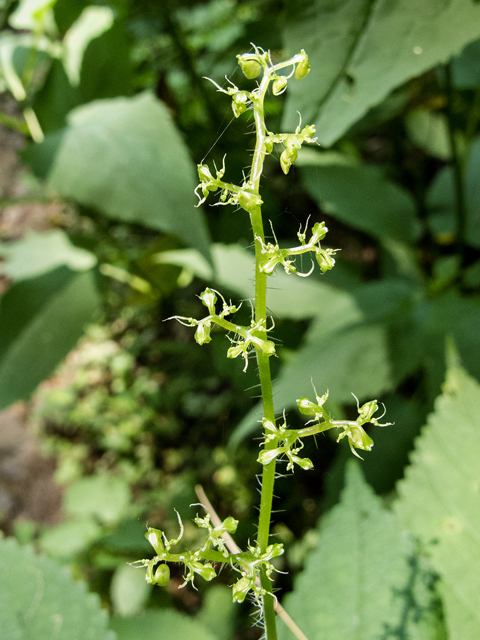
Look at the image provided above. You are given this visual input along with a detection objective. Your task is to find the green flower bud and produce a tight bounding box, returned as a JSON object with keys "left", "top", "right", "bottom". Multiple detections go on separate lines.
{"left": 237, "top": 190, "right": 262, "bottom": 214}
{"left": 237, "top": 55, "right": 262, "bottom": 79}
{"left": 288, "top": 453, "right": 314, "bottom": 471}
{"left": 310, "top": 221, "right": 328, "bottom": 244}
{"left": 347, "top": 424, "right": 374, "bottom": 452}
{"left": 272, "top": 76, "right": 288, "bottom": 95}
{"left": 296, "top": 397, "right": 318, "bottom": 416}
{"left": 191, "top": 561, "right": 216, "bottom": 581}
{"left": 316, "top": 248, "right": 336, "bottom": 273}
{"left": 259, "top": 339, "right": 276, "bottom": 356}
{"left": 358, "top": 399, "right": 378, "bottom": 424}
{"left": 221, "top": 516, "right": 239, "bottom": 534}
{"left": 152, "top": 563, "right": 170, "bottom": 586}
{"left": 195, "top": 322, "right": 212, "bottom": 345}
{"left": 258, "top": 448, "right": 281, "bottom": 466}
{"left": 232, "top": 576, "right": 251, "bottom": 603}
{"left": 227, "top": 344, "right": 244, "bottom": 359}
{"left": 280, "top": 146, "right": 298, "bottom": 174}
{"left": 145, "top": 528, "right": 165, "bottom": 555}
{"left": 295, "top": 50, "right": 310, "bottom": 80}
{"left": 197, "top": 164, "right": 214, "bottom": 183}
{"left": 264, "top": 138, "right": 274, "bottom": 154}
{"left": 264, "top": 543, "right": 284, "bottom": 560}
{"left": 199, "top": 288, "right": 217, "bottom": 314}
{"left": 262, "top": 417, "right": 277, "bottom": 433}
{"left": 232, "top": 100, "right": 246, "bottom": 118}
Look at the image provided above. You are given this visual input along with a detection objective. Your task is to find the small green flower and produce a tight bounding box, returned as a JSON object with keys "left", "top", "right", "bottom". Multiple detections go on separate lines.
{"left": 272, "top": 75, "right": 288, "bottom": 95}
{"left": 337, "top": 423, "right": 374, "bottom": 459}
{"left": 194, "top": 321, "right": 212, "bottom": 345}
{"left": 237, "top": 54, "right": 262, "bottom": 79}
{"left": 295, "top": 50, "right": 311, "bottom": 80}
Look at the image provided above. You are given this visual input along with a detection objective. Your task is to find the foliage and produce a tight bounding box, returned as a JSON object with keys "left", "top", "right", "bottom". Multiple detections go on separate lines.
{"left": 1, "top": 0, "right": 480, "bottom": 639}
{"left": 0, "top": 534, "right": 114, "bottom": 640}
{"left": 396, "top": 347, "right": 480, "bottom": 640}
{"left": 279, "top": 462, "right": 443, "bottom": 640}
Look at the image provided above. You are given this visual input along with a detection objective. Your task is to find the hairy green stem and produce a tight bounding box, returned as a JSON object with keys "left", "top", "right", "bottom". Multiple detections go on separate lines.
{"left": 249, "top": 63, "right": 278, "bottom": 640}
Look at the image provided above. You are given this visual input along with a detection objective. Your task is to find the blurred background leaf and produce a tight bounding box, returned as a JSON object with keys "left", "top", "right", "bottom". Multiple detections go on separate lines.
{"left": 396, "top": 356, "right": 480, "bottom": 640}
{"left": 279, "top": 462, "right": 442, "bottom": 640}
{"left": 0, "top": 535, "right": 114, "bottom": 640}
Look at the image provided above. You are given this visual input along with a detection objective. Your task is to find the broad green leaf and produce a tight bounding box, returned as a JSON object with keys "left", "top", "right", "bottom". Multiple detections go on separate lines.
{"left": 0, "top": 229, "right": 97, "bottom": 280}
{"left": 39, "top": 520, "right": 102, "bottom": 559}
{"left": 452, "top": 36, "right": 480, "bottom": 88}
{"left": 406, "top": 110, "right": 451, "bottom": 160}
{"left": 64, "top": 475, "right": 131, "bottom": 525}
{"left": 427, "top": 135, "right": 480, "bottom": 247}
{"left": 110, "top": 610, "right": 219, "bottom": 640}
{"left": 198, "top": 585, "right": 236, "bottom": 640}
{"left": 276, "top": 321, "right": 391, "bottom": 405}
{"left": 63, "top": 6, "right": 115, "bottom": 85}
{"left": 279, "top": 462, "right": 443, "bottom": 640}
{"left": 396, "top": 361, "right": 480, "bottom": 640}
{"left": 110, "top": 565, "right": 150, "bottom": 617}
{"left": 283, "top": 0, "right": 480, "bottom": 145}
{"left": 0, "top": 267, "right": 99, "bottom": 409}
{"left": 28, "top": 93, "right": 211, "bottom": 261}
{"left": 415, "top": 292, "right": 480, "bottom": 399}
{"left": 359, "top": 393, "right": 426, "bottom": 495}
{"left": 0, "top": 535, "right": 114, "bottom": 640}
{"left": 300, "top": 156, "right": 419, "bottom": 243}
{"left": 32, "top": 18, "right": 133, "bottom": 134}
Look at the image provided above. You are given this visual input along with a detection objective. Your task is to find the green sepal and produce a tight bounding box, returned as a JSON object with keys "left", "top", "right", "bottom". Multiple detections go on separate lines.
{"left": 258, "top": 448, "right": 282, "bottom": 466}
{"left": 295, "top": 50, "right": 310, "bottom": 80}
{"left": 151, "top": 563, "right": 170, "bottom": 586}
{"left": 237, "top": 190, "right": 262, "bottom": 214}
{"left": 280, "top": 146, "right": 298, "bottom": 174}
{"left": 310, "top": 221, "right": 328, "bottom": 244}
{"left": 232, "top": 576, "right": 251, "bottom": 603}
{"left": 237, "top": 56, "right": 262, "bottom": 79}
{"left": 145, "top": 528, "right": 165, "bottom": 555}
{"left": 195, "top": 322, "right": 212, "bottom": 345}
{"left": 198, "top": 288, "right": 217, "bottom": 314}
{"left": 297, "top": 397, "right": 318, "bottom": 416}
{"left": 316, "top": 248, "right": 337, "bottom": 273}
{"left": 221, "top": 516, "right": 239, "bottom": 534}
{"left": 272, "top": 76, "right": 288, "bottom": 95}
{"left": 190, "top": 561, "right": 216, "bottom": 581}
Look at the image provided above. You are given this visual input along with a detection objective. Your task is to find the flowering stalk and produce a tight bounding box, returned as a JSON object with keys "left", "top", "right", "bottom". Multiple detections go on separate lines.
{"left": 135, "top": 45, "right": 391, "bottom": 640}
